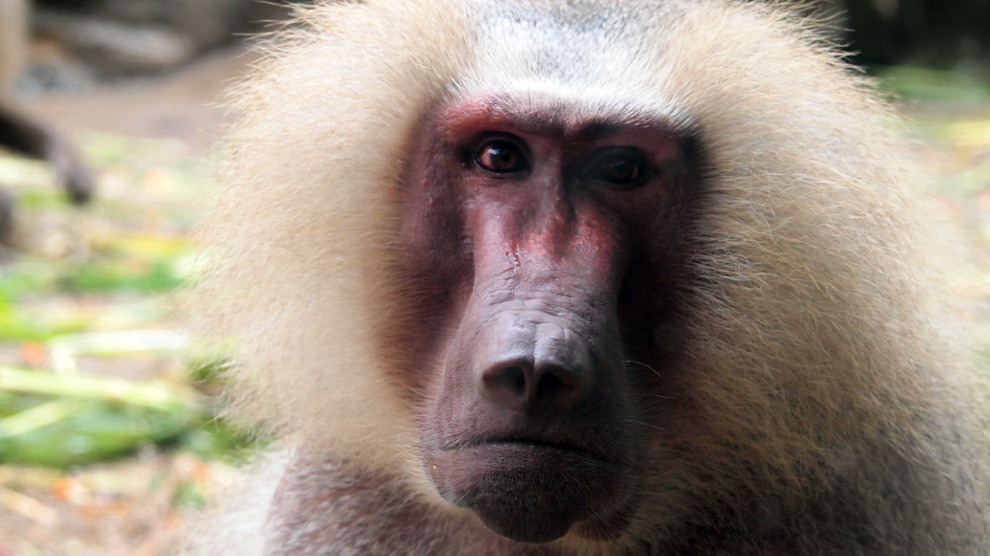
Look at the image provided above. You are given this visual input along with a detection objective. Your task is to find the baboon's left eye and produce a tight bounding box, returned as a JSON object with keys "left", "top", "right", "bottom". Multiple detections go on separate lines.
{"left": 587, "top": 149, "right": 647, "bottom": 189}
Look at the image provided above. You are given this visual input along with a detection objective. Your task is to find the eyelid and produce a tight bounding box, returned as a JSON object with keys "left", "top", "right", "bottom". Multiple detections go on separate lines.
{"left": 592, "top": 146, "right": 645, "bottom": 161}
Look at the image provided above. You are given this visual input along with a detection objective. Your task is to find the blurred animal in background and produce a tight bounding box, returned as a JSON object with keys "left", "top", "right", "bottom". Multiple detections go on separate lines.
{"left": 186, "top": 0, "right": 990, "bottom": 554}
{"left": 0, "top": 0, "right": 93, "bottom": 239}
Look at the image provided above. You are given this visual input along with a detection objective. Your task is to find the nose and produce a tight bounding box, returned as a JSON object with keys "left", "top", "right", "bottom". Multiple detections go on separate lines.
{"left": 478, "top": 321, "right": 595, "bottom": 412}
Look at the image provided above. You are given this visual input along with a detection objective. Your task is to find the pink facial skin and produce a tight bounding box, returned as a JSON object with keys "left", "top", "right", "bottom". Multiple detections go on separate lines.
{"left": 395, "top": 93, "right": 702, "bottom": 543}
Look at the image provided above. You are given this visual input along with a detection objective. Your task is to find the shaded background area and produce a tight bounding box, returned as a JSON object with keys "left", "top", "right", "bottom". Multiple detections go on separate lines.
{"left": 0, "top": 1, "right": 988, "bottom": 554}
{"left": 839, "top": 0, "right": 990, "bottom": 66}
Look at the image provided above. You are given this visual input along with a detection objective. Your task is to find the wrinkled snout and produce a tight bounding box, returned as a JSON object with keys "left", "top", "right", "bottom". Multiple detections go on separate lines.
{"left": 474, "top": 310, "right": 598, "bottom": 414}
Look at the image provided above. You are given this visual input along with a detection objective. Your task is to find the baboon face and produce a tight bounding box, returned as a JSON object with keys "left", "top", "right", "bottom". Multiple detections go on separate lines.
{"left": 396, "top": 92, "right": 700, "bottom": 543}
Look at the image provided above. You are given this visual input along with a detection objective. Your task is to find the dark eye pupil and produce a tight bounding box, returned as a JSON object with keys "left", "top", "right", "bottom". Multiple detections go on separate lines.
{"left": 606, "top": 159, "right": 638, "bottom": 182}
{"left": 477, "top": 142, "right": 522, "bottom": 173}
{"left": 592, "top": 154, "right": 642, "bottom": 186}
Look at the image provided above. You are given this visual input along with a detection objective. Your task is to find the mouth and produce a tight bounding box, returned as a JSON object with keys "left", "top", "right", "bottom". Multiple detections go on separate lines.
{"left": 425, "top": 434, "right": 631, "bottom": 544}
{"left": 445, "top": 436, "right": 622, "bottom": 465}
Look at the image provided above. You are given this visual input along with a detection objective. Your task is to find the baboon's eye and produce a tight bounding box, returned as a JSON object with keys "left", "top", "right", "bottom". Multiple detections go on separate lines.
{"left": 475, "top": 139, "right": 530, "bottom": 175}
{"left": 587, "top": 148, "right": 647, "bottom": 189}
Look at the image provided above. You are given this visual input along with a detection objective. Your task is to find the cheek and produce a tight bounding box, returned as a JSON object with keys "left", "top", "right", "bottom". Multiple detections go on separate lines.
{"left": 392, "top": 160, "right": 475, "bottom": 390}
{"left": 612, "top": 170, "right": 699, "bottom": 260}
{"left": 615, "top": 178, "right": 702, "bottom": 358}
{"left": 398, "top": 144, "right": 473, "bottom": 286}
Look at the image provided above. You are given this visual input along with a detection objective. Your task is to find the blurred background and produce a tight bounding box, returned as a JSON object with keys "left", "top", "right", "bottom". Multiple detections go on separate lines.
{"left": 0, "top": 0, "right": 987, "bottom": 554}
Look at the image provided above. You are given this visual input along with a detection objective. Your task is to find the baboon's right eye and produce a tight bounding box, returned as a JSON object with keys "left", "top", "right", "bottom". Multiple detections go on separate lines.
{"left": 474, "top": 139, "right": 530, "bottom": 175}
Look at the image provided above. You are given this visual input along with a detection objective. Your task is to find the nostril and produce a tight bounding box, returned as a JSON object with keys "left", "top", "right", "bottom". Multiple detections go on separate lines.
{"left": 481, "top": 357, "right": 586, "bottom": 410}
{"left": 534, "top": 365, "right": 581, "bottom": 405}
{"left": 482, "top": 362, "right": 531, "bottom": 398}
{"left": 535, "top": 367, "right": 573, "bottom": 395}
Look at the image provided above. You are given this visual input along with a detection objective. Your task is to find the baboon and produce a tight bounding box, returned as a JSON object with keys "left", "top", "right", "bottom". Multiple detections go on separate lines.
{"left": 188, "top": 0, "right": 990, "bottom": 554}
{"left": 0, "top": 0, "right": 92, "bottom": 214}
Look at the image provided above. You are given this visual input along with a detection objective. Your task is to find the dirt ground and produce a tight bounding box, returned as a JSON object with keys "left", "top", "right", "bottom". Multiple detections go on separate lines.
{"left": 22, "top": 47, "right": 253, "bottom": 156}
{"left": 1, "top": 47, "right": 253, "bottom": 556}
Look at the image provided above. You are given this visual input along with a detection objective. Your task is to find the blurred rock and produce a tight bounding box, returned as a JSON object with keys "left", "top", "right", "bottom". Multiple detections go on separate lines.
{"left": 34, "top": 14, "right": 194, "bottom": 77}
{"left": 32, "top": 0, "right": 301, "bottom": 79}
